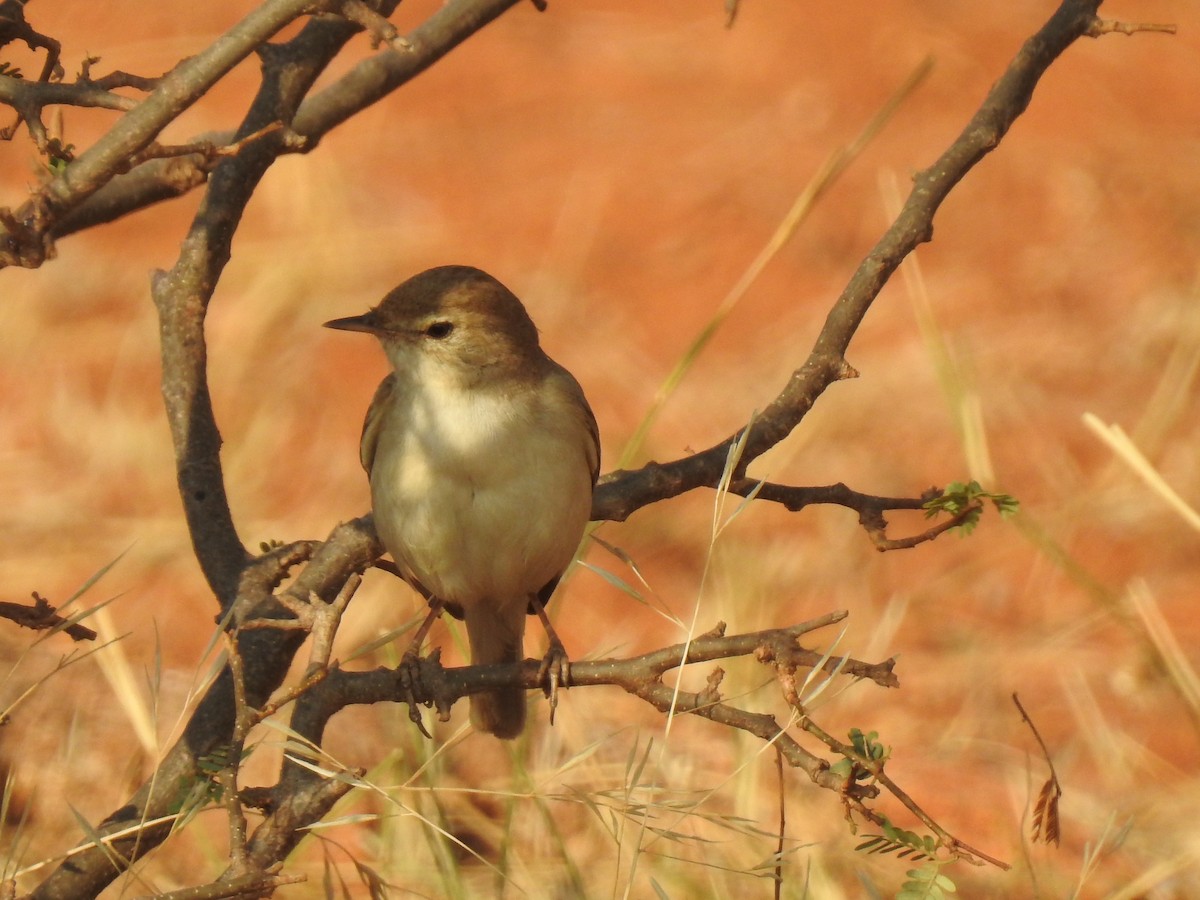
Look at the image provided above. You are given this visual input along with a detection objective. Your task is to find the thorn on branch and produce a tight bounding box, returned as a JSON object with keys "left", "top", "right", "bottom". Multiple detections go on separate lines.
{"left": 698, "top": 667, "right": 725, "bottom": 708}
{"left": 246, "top": 540, "right": 318, "bottom": 599}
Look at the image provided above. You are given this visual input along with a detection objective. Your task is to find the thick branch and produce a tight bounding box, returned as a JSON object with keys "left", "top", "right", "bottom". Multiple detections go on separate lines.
{"left": 0, "top": 0, "right": 60, "bottom": 82}
{"left": 151, "top": 7, "right": 397, "bottom": 604}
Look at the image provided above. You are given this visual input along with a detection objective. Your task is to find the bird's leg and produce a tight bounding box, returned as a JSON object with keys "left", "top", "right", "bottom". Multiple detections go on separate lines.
{"left": 530, "top": 595, "right": 570, "bottom": 725}
{"left": 403, "top": 596, "right": 444, "bottom": 660}
{"left": 398, "top": 597, "right": 445, "bottom": 738}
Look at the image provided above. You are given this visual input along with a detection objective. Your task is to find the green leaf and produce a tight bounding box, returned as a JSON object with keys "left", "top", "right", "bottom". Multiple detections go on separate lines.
{"left": 923, "top": 480, "right": 1020, "bottom": 535}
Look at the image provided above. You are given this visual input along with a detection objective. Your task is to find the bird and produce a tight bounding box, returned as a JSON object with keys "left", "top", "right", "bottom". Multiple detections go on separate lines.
{"left": 324, "top": 265, "right": 599, "bottom": 738}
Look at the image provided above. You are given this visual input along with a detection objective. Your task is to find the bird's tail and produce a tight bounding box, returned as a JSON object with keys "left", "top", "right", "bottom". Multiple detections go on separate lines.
{"left": 464, "top": 599, "right": 527, "bottom": 739}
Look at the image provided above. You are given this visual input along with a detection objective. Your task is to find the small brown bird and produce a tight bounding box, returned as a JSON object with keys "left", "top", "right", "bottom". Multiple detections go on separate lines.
{"left": 325, "top": 266, "right": 599, "bottom": 738}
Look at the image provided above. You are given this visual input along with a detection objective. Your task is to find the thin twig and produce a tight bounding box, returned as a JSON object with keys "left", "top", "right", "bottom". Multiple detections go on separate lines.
{"left": 1086, "top": 18, "right": 1176, "bottom": 36}
{"left": 0, "top": 593, "right": 97, "bottom": 642}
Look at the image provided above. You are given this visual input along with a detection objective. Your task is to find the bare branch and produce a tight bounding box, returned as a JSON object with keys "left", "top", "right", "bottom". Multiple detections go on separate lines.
{"left": 137, "top": 871, "right": 304, "bottom": 900}
{"left": 149, "top": 6, "right": 394, "bottom": 604}
{"left": 864, "top": 503, "right": 980, "bottom": 551}
{"left": 0, "top": 76, "right": 135, "bottom": 114}
{"left": 318, "top": 0, "right": 401, "bottom": 47}
{"left": 238, "top": 615, "right": 892, "bottom": 864}
{"left": 0, "top": 592, "right": 96, "bottom": 642}
{"left": 0, "top": 0, "right": 317, "bottom": 268}
{"left": 291, "top": 0, "right": 524, "bottom": 139}
{"left": 592, "top": 0, "right": 1112, "bottom": 524}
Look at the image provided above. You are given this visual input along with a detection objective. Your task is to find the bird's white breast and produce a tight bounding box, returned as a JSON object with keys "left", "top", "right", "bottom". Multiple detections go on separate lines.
{"left": 369, "top": 366, "right": 592, "bottom": 611}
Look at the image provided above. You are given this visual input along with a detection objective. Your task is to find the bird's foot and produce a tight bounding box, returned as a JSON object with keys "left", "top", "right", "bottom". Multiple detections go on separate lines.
{"left": 398, "top": 647, "right": 433, "bottom": 739}
{"left": 537, "top": 640, "right": 571, "bottom": 726}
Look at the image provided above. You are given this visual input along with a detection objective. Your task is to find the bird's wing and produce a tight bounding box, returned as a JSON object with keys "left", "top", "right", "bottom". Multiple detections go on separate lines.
{"left": 359, "top": 373, "right": 396, "bottom": 474}
{"left": 548, "top": 362, "right": 601, "bottom": 487}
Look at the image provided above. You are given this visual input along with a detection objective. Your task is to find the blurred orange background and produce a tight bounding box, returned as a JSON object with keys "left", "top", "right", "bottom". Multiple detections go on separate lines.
{"left": 2, "top": 1, "right": 1199, "bottom": 896}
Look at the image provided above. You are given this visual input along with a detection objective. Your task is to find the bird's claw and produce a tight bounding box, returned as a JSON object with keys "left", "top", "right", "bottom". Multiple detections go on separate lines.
{"left": 537, "top": 641, "right": 571, "bottom": 725}
{"left": 399, "top": 649, "right": 432, "bottom": 739}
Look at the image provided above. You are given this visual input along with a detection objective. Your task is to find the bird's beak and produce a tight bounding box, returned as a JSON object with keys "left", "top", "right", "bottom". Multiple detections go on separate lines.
{"left": 323, "top": 312, "right": 378, "bottom": 334}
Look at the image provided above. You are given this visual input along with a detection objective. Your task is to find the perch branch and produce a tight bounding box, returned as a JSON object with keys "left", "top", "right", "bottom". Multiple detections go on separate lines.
{"left": 238, "top": 616, "right": 894, "bottom": 865}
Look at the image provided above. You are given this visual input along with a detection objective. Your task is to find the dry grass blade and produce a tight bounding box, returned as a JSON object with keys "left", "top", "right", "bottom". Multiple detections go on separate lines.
{"left": 1125, "top": 580, "right": 1200, "bottom": 732}
{"left": 12, "top": 811, "right": 183, "bottom": 880}
{"left": 881, "top": 168, "right": 994, "bottom": 485}
{"left": 586, "top": 534, "right": 680, "bottom": 624}
{"left": 1082, "top": 412, "right": 1200, "bottom": 533}
{"left": 617, "top": 56, "right": 934, "bottom": 468}
{"left": 796, "top": 622, "right": 851, "bottom": 708}
{"left": 576, "top": 561, "right": 645, "bottom": 604}
{"left": 773, "top": 746, "right": 784, "bottom": 900}
{"left": 0, "top": 632, "right": 127, "bottom": 725}
{"left": 91, "top": 604, "right": 159, "bottom": 755}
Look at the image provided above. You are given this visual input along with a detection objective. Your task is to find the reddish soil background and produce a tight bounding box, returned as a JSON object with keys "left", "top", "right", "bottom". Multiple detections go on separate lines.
{"left": 2, "top": 1, "right": 1199, "bottom": 897}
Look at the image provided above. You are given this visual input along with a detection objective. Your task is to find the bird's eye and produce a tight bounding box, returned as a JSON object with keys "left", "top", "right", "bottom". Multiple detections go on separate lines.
{"left": 424, "top": 321, "right": 454, "bottom": 339}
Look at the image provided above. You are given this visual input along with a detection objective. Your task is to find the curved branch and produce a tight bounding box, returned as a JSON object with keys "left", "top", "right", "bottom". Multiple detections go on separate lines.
{"left": 0, "top": 0, "right": 530, "bottom": 265}
{"left": 592, "top": 0, "right": 1108, "bottom": 524}
{"left": 151, "top": 8, "right": 395, "bottom": 603}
